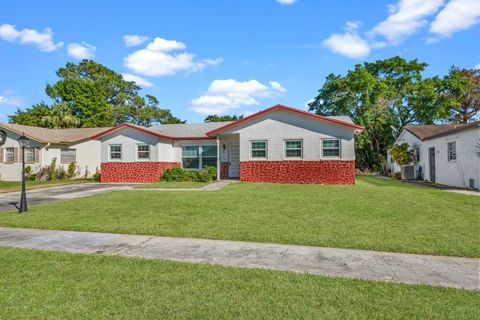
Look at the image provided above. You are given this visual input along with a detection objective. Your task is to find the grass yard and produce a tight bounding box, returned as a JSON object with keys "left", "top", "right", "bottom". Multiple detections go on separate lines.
{"left": 0, "top": 247, "right": 478, "bottom": 319}
{"left": 0, "top": 176, "right": 478, "bottom": 257}
{"left": 135, "top": 181, "right": 210, "bottom": 189}
{"left": 0, "top": 179, "right": 91, "bottom": 193}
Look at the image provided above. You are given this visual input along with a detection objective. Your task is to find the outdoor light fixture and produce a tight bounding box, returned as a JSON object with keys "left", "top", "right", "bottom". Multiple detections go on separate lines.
{"left": 17, "top": 133, "right": 30, "bottom": 213}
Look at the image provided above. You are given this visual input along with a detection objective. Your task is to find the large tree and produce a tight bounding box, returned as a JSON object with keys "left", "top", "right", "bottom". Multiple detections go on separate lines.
{"left": 440, "top": 67, "right": 480, "bottom": 123}
{"left": 308, "top": 56, "right": 443, "bottom": 171}
{"left": 204, "top": 114, "right": 243, "bottom": 122}
{"left": 9, "top": 60, "right": 183, "bottom": 128}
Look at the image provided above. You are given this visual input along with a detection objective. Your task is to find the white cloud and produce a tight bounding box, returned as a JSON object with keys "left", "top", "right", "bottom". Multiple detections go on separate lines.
{"left": 276, "top": 0, "right": 298, "bottom": 4}
{"left": 123, "top": 34, "right": 149, "bottom": 47}
{"left": 121, "top": 73, "right": 153, "bottom": 87}
{"left": 474, "top": 63, "right": 480, "bottom": 69}
{"left": 67, "top": 43, "right": 96, "bottom": 59}
{"left": 0, "top": 95, "right": 21, "bottom": 106}
{"left": 430, "top": 0, "right": 480, "bottom": 36}
{"left": 0, "top": 24, "right": 63, "bottom": 52}
{"left": 124, "top": 37, "right": 222, "bottom": 76}
{"left": 371, "top": 0, "right": 445, "bottom": 44}
{"left": 190, "top": 79, "right": 287, "bottom": 114}
{"left": 322, "top": 22, "right": 371, "bottom": 59}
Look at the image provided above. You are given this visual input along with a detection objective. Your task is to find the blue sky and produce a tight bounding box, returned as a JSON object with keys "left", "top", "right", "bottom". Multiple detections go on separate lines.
{"left": 1, "top": 0, "right": 479, "bottom": 123}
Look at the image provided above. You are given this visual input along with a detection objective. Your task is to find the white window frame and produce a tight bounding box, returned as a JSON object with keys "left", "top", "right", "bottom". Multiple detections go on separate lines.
{"left": 284, "top": 139, "right": 303, "bottom": 159}
{"left": 136, "top": 144, "right": 150, "bottom": 161}
{"left": 61, "top": 148, "right": 77, "bottom": 164}
{"left": 181, "top": 145, "right": 218, "bottom": 170}
{"left": 108, "top": 144, "right": 122, "bottom": 161}
{"left": 250, "top": 140, "right": 268, "bottom": 159}
{"left": 321, "top": 139, "right": 341, "bottom": 158}
{"left": 447, "top": 141, "right": 456, "bottom": 161}
{"left": 4, "top": 147, "right": 14, "bottom": 163}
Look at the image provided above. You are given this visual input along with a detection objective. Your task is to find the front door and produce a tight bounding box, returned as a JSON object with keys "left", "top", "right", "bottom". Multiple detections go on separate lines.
{"left": 228, "top": 143, "right": 240, "bottom": 178}
{"left": 429, "top": 147, "right": 436, "bottom": 182}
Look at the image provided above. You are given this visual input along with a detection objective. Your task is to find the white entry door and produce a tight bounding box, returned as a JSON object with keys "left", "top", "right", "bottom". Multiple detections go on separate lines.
{"left": 228, "top": 143, "right": 240, "bottom": 178}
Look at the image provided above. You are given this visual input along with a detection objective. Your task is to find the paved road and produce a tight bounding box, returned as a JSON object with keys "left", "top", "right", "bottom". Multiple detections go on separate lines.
{"left": 0, "top": 227, "right": 478, "bottom": 290}
{"left": 0, "top": 183, "right": 134, "bottom": 212}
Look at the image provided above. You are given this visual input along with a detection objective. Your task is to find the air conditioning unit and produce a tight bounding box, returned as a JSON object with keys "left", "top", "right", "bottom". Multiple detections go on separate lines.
{"left": 401, "top": 165, "right": 420, "bottom": 180}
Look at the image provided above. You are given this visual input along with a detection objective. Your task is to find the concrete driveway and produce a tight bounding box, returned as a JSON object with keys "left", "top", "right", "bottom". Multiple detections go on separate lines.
{"left": 0, "top": 183, "right": 134, "bottom": 212}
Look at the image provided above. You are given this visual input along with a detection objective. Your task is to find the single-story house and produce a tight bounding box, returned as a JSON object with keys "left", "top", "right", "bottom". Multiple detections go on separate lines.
{"left": 0, "top": 104, "right": 364, "bottom": 184}
{"left": 0, "top": 123, "right": 106, "bottom": 181}
{"left": 388, "top": 121, "right": 480, "bottom": 189}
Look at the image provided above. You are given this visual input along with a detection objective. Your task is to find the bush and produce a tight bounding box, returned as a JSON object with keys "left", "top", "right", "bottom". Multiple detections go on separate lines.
{"left": 161, "top": 166, "right": 217, "bottom": 182}
{"left": 92, "top": 168, "right": 101, "bottom": 182}
{"left": 66, "top": 161, "right": 77, "bottom": 179}
{"left": 48, "top": 158, "right": 58, "bottom": 180}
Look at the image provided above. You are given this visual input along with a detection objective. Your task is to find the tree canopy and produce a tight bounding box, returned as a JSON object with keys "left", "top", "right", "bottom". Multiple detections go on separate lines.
{"left": 9, "top": 60, "right": 184, "bottom": 128}
{"left": 308, "top": 56, "right": 477, "bottom": 172}
{"left": 204, "top": 114, "right": 243, "bottom": 122}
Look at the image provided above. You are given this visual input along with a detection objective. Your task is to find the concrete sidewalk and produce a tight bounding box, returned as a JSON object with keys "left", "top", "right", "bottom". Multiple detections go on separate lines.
{"left": 0, "top": 227, "right": 478, "bottom": 290}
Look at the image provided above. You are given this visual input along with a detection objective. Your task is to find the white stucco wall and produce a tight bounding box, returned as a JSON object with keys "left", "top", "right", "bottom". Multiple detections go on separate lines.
{"left": 69, "top": 139, "right": 102, "bottom": 177}
{"left": 216, "top": 109, "right": 356, "bottom": 161}
{"left": 99, "top": 128, "right": 159, "bottom": 162}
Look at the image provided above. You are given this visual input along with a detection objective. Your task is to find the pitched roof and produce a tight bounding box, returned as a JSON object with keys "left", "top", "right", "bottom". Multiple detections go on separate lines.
{"left": 404, "top": 121, "right": 480, "bottom": 141}
{"left": 0, "top": 123, "right": 111, "bottom": 144}
{"left": 150, "top": 121, "right": 233, "bottom": 138}
{"left": 206, "top": 104, "right": 364, "bottom": 136}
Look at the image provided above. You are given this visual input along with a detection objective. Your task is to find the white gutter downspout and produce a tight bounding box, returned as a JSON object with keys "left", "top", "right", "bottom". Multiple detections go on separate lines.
{"left": 216, "top": 136, "right": 220, "bottom": 181}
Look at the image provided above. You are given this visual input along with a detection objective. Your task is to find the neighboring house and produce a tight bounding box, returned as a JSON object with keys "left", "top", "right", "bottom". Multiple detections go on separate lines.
{"left": 92, "top": 104, "right": 364, "bottom": 184}
{"left": 0, "top": 123, "right": 106, "bottom": 181}
{"left": 388, "top": 122, "right": 480, "bottom": 189}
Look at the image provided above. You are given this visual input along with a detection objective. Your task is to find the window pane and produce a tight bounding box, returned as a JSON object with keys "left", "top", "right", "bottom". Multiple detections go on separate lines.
{"left": 110, "top": 145, "right": 121, "bottom": 152}
{"left": 183, "top": 158, "right": 199, "bottom": 169}
{"left": 202, "top": 157, "right": 217, "bottom": 168}
{"left": 202, "top": 145, "right": 217, "bottom": 157}
{"left": 183, "top": 146, "right": 199, "bottom": 157}
{"left": 286, "top": 149, "right": 302, "bottom": 157}
{"left": 448, "top": 142, "right": 456, "bottom": 160}
{"left": 25, "top": 148, "right": 35, "bottom": 162}
{"left": 61, "top": 149, "right": 76, "bottom": 163}
{"left": 110, "top": 145, "right": 122, "bottom": 159}
{"left": 5, "top": 148, "right": 14, "bottom": 162}
{"left": 252, "top": 150, "right": 266, "bottom": 158}
{"left": 323, "top": 140, "right": 339, "bottom": 148}
{"left": 323, "top": 149, "right": 340, "bottom": 157}
{"left": 251, "top": 141, "right": 266, "bottom": 150}
{"left": 286, "top": 140, "right": 302, "bottom": 149}
{"left": 137, "top": 145, "right": 150, "bottom": 159}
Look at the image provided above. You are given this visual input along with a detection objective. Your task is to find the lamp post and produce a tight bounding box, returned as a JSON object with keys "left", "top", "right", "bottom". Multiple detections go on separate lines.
{"left": 17, "top": 133, "right": 30, "bottom": 213}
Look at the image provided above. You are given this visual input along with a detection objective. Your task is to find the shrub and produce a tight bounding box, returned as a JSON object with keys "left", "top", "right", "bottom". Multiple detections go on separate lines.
{"left": 92, "top": 168, "right": 101, "bottom": 182}
{"left": 66, "top": 161, "right": 77, "bottom": 179}
{"left": 392, "top": 172, "right": 401, "bottom": 180}
{"left": 48, "top": 158, "right": 58, "bottom": 180}
{"left": 390, "top": 143, "right": 413, "bottom": 166}
{"left": 56, "top": 166, "right": 67, "bottom": 180}
{"left": 161, "top": 166, "right": 217, "bottom": 182}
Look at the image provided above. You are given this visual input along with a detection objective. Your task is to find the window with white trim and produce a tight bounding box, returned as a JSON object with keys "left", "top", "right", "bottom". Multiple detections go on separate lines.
{"left": 109, "top": 145, "right": 122, "bottom": 160}
{"left": 251, "top": 141, "right": 267, "bottom": 158}
{"left": 61, "top": 148, "right": 76, "bottom": 164}
{"left": 137, "top": 144, "right": 150, "bottom": 160}
{"left": 5, "top": 147, "right": 14, "bottom": 162}
{"left": 322, "top": 139, "right": 340, "bottom": 157}
{"left": 285, "top": 140, "right": 302, "bottom": 158}
{"left": 182, "top": 145, "right": 217, "bottom": 169}
{"left": 447, "top": 141, "right": 456, "bottom": 161}
{"left": 25, "top": 147, "right": 35, "bottom": 162}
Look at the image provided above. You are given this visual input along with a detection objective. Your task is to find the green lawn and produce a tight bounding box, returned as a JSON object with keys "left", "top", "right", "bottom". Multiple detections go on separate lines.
{"left": 0, "top": 179, "right": 91, "bottom": 193}
{"left": 135, "top": 181, "right": 210, "bottom": 189}
{"left": 0, "top": 247, "right": 477, "bottom": 319}
{"left": 0, "top": 176, "right": 478, "bottom": 257}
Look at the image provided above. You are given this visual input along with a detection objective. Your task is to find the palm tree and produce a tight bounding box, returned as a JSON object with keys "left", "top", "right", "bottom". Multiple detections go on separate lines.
{"left": 41, "top": 102, "right": 81, "bottom": 128}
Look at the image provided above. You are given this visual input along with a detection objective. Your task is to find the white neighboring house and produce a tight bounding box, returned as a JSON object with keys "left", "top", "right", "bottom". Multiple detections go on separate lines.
{"left": 0, "top": 123, "right": 106, "bottom": 181}
{"left": 389, "top": 122, "right": 480, "bottom": 189}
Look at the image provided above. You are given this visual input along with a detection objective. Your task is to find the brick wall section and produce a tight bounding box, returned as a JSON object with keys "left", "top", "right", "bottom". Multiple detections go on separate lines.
{"left": 240, "top": 160, "right": 356, "bottom": 184}
{"left": 100, "top": 162, "right": 179, "bottom": 183}
{"left": 220, "top": 162, "right": 230, "bottom": 179}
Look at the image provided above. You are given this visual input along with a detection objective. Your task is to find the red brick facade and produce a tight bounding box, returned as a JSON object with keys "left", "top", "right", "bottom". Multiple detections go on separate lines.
{"left": 240, "top": 160, "right": 356, "bottom": 184}
{"left": 100, "top": 162, "right": 179, "bottom": 183}
{"left": 220, "top": 162, "right": 230, "bottom": 179}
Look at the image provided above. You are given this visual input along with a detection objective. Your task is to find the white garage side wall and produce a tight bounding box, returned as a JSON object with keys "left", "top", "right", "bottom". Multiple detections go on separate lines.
{"left": 157, "top": 139, "right": 175, "bottom": 162}
{"left": 424, "top": 128, "right": 480, "bottom": 189}
{"left": 0, "top": 131, "right": 43, "bottom": 181}
{"left": 99, "top": 128, "right": 159, "bottom": 162}
{"left": 218, "top": 109, "right": 356, "bottom": 161}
